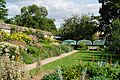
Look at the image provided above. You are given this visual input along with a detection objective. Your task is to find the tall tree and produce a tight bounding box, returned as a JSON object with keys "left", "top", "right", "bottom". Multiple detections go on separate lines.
{"left": 107, "top": 19, "right": 120, "bottom": 53}
{"left": 98, "top": 0, "right": 120, "bottom": 53}
{"left": 17, "top": 4, "right": 48, "bottom": 28}
{"left": 98, "top": 0, "right": 120, "bottom": 36}
{"left": 5, "top": 4, "right": 57, "bottom": 33}
{"left": 0, "top": 0, "right": 8, "bottom": 20}
{"left": 59, "top": 14, "right": 98, "bottom": 40}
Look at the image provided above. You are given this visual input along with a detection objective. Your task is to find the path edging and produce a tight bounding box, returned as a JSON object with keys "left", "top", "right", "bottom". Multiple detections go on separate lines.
{"left": 25, "top": 50, "right": 78, "bottom": 71}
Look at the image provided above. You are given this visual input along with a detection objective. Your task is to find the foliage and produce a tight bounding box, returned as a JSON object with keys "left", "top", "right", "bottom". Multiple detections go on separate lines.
{"left": 57, "top": 44, "right": 73, "bottom": 53}
{"left": 10, "top": 32, "right": 32, "bottom": 44}
{"left": 21, "top": 50, "right": 34, "bottom": 64}
{"left": 28, "top": 34, "right": 38, "bottom": 43}
{"left": 107, "top": 19, "right": 120, "bottom": 53}
{"left": 98, "top": 0, "right": 120, "bottom": 54}
{"left": 79, "top": 42, "right": 87, "bottom": 49}
{"left": 98, "top": 0, "right": 120, "bottom": 24}
{"left": 0, "top": 0, "right": 8, "bottom": 20}
{"left": 0, "top": 31, "right": 73, "bottom": 64}
{"left": 21, "top": 44, "right": 73, "bottom": 64}
{"left": 27, "top": 46, "right": 41, "bottom": 58}
{"left": 42, "top": 63, "right": 120, "bottom": 80}
{"left": 21, "top": 28, "right": 33, "bottom": 35}
{"left": 0, "top": 53, "right": 25, "bottom": 80}
{"left": 0, "top": 42, "right": 73, "bottom": 64}
{"left": 5, "top": 4, "right": 57, "bottom": 33}
{"left": 59, "top": 14, "right": 97, "bottom": 40}
{"left": 0, "top": 42, "right": 33, "bottom": 64}
{"left": 42, "top": 44, "right": 63, "bottom": 58}
{"left": 98, "top": 0, "right": 120, "bottom": 36}
{"left": 9, "top": 40, "right": 26, "bottom": 47}
{"left": 0, "top": 42, "right": 21, "bottom": 61}
{"left": 0, "top": 20, "right": 4, "bottom": 23}
{"left": 40, "top": 44, "right": 73, "bottom": 59}
{"left": 35, "top": 31, "right": 44, "bottom": 39}
{"left": 0, "top": 30, "right": 10, "bottom": 41}
{"left": 41, "top": 70, "right": 61, "bottom": 80}
{"left": 39, "top": 38, "right": 54, "bottom": 44}
{"left": 39, "top": 39, "right": 48, "bottom": 44}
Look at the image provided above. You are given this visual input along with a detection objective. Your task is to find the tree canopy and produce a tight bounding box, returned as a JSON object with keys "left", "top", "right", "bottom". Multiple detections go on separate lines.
{"left": 98, "top": 0, "right": 120, "bottom": 53}
{"left": 5, "top": 4, "right": 57, "bottom": 33}
{"left": 0, "top": 0, "right": 8, "bottom": 20}
{"left": 59, "top": 14, "right": 98, "bottom": 40}
{"left": 98, "top": 0, "right": 120, "bottom": 35}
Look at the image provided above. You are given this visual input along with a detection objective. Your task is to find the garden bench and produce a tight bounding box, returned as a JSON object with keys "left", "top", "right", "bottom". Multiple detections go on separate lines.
{"left": 88, "top": 46, "right": 99, "bottom": 50}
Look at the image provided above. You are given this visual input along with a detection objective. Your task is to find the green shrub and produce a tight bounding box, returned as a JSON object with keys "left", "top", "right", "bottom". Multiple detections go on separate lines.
{"left": 39, "top": 39, "right": 48, "bottom": 44}
{"left": 35, "top": 31, "right": 44, "bottom": 39}
{"left": 58, "top": 44, "right": 73, "bottom": 53}
{"left": 0, "top": 31, "right": 10, "bottom": 42}
{"left": 40, "top": 44, "right": 73, "bottom": 60}
{"left": 79, "top": 42, "right": 87, "bottom": 49}
{"left": 42, "top": 44, "right": 57, "bottom": 57}
{"left": 27, "top": 46, "right": 41, "bottom": 58}
{"left": 42, "top": 44, "right": 72, "bottom": 59}
{"left": 10, "top": 32, "right": 32, "bottom": 44}
{"left": 42, "top": 63, "right": 120, "bottom": 80}
{"left": 41, "top": 71, "right": 60, "bottom": 80}
{"left": 0, "top": 53, "right": 25, "bottom": 80}
{"left": 21, "top": 50, "right": 34, "bottom": 64}
{"left": 0, "top": 42, "right": 21, "bottom": 61}
{"left": 39, "top": 38, "right": 54, "bottom": 44}
{"left": 22, "top": 28, "right": 33, "bottom": 35}
{"left": 48, "top": 45, "right": 62, "bottom": 56}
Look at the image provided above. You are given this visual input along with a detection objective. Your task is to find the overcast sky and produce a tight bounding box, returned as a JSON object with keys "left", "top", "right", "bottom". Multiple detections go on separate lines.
{"left": 5, "top": 0, "right": 101, "bottom": 28}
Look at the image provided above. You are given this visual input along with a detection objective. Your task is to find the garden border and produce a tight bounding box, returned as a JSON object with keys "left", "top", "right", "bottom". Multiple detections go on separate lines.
{"left": 25, "top": 50, "right": 78, "bottom": 71}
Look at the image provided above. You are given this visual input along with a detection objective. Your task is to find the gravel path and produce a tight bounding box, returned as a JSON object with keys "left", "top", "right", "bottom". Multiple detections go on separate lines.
{"left": 24, "top": 50, "right": 78, "bottom": 71}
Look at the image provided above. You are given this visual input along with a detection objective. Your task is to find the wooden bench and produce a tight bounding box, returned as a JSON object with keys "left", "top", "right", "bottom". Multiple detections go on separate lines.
{"left": 88, "top": 46, "right": 99, "bottom": 50}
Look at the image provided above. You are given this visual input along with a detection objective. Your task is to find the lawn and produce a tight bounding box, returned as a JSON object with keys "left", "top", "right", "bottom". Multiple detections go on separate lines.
{"left": 41, "top": 50, "right": 120, "bottom": 71}
{"left": 29, "top": 50, "right": 120, "bottom": 77}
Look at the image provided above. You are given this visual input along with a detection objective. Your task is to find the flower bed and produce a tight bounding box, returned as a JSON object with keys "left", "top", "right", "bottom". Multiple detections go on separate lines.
{"left": 42, "top": 63, "right": 120, "bottom": 80}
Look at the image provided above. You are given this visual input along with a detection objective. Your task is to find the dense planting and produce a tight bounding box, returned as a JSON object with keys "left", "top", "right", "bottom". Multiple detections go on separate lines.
{"left": 22, "top": 44, "right": 73, "bottom": 64}
{"left": 0, "top": 41, "right": 73, "bottom": 64}
{"left": 0, "top": 42, "right": 21, "bottom": 61}
{"left": 42, "top": 63, "right": 120, "bottom": 80}
{"left": 10, "top": 32, "right": 32, "bottom": 44}
{"left": 0, "top": 28, "right": 73, "bottom": 64}
{"left": 0, "top": 53, "right": 24, "bottom": 80}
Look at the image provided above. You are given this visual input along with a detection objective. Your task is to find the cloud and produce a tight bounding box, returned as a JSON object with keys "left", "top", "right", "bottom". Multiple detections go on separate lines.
{"left": 6, "top": 3, "right": 21, "bottom": 18}
{"left": 6, "top": 0, "right": 100, "bottom": 28}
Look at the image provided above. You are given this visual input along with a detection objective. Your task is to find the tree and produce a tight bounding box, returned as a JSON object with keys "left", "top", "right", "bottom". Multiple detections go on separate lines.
{"left": 5, "top": 4, "right": 57, "bottom": 33}
{"left": 108, "top": 19, "right": 120, "bottom": 53}
{"left": 98, "top": 0, "right": 120, "bottom": 36}
{"left": 59, "top": 14, "right": 98, "bottom": 40}
{"left": 0, "top": 0, "right": 8, "bottom": 20}
{"left": 98, "top": 0, "right": 120, "bottom": 53}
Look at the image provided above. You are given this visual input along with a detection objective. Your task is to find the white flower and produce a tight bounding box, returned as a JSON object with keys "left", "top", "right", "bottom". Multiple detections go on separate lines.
{"left": 4, "top": 48, "right": 10, "bottom": 52}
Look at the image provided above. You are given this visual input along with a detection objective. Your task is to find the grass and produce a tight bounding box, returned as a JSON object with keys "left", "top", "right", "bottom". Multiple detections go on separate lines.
{"left": 29, "top": 50, "right": 120, "bottom": 76}
{"left": 41, "top": 50, "right": 120, "bottom": 70}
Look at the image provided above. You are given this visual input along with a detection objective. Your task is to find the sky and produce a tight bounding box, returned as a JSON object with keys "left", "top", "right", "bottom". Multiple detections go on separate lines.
{"left": 5, "top": 0, "right": 101, "bottom": 28}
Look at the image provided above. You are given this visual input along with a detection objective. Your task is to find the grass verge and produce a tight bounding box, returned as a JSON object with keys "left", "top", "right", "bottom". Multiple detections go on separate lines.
{"left": 28, "top": 50, "right": 120, "bottom": 77}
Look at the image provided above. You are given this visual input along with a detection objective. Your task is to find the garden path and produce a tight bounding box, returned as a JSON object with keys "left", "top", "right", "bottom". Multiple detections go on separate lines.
{"left": 24, "top": 50, "right": 78, "bottom": 71}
